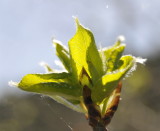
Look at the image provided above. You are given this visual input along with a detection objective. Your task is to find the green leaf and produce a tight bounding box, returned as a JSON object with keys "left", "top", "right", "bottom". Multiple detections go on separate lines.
{"left": 106, "top": 45, "right": 125, "bottom": 72}
{"left": 100, "top": 40, "right": 125, "bottom": 73}
{"left": 68, "top": 18, "right": 103, "bottom": 83}
{"left": 92, "top": 55, "right": 135, "bottom": 103}
{"left": 53, "top": 40, "right": 70, "bottom": 72}
{"left": 9, "top": 18, "right": 146, "bottom": 116}
{"left": 18, "top": 73, "right": 81, "bottom": 100}
{"left": 48, "top": 95, "right": 85, "bottom": 113}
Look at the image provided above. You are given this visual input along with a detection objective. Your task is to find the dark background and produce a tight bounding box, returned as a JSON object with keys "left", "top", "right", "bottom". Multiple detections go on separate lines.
{"left": 0, "top": 0, "right": 160, "bottom": 131}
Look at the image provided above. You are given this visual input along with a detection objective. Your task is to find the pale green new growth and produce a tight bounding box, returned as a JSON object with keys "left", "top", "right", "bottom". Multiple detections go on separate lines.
{"left": 69, "top": 18, "right": 103, "bottom": 84}
{"left": 10, "top": 18, "right": 146, "bottom": 115}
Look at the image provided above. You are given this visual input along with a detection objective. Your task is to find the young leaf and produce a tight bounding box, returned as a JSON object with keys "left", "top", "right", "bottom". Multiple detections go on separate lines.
{"left": 92, "top": 55, "right": 135, "bottom": 103}
{"left": 49, "top": 95, "right": 85, "bottom": 113}
{"left": 18, "top": 73, "right": 81, "bottom": 100}
{"left": 106, "top": 45, "right": 125, "bottom": 72}
{"left": 100, "top": 40, "right": 125, "bottom": 73}
{"left": 68, "top": 18, "right": 103, "bottom": 83}
{"left": 9, "top": 18, "right": 146, "bottom": 130}
{"left": 53, "top": 40, "right": 70, "bottom": 72}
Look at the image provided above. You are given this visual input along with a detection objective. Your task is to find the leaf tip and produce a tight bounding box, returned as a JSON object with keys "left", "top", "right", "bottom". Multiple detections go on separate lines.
{"left": 135, "top": 57, "right": 147, "bottom": 65}
{"left": 39, "top": 61, "right": 46, "bottom": 67}
{"left": 115, "top": 35, "right": 126, "bottom": 46}
{"left": 8, "top": 80, "right": 18, "bottom": 87}
{"left": 72, "top": 16, "right": 81, "bottom": 30}
{"left": 39, "top": 61, "right": 53, "bottom": 73}
{"left": 117, "top": 35, "right": 125, "bottom": 42}
{"left": 52, "top": 39, "right": 62, "bottom": 47}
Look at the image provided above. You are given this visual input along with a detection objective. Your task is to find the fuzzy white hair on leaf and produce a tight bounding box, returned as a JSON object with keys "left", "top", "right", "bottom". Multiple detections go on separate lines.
{"left": 52, "top": 39, "right": 68, "bottom": 50}
{"left": 39, "top": 61, "right": 47, "bottom": 67}
{"left": 8, "top": 81, "right": 18, "bottom": 87}
{"left": 117, "top": 35, "right": 125, "bottom": 42}
{"left": 136, "top": 57, "right": 147, "bottom": 64}
{"left": 39, "top": 61, "right": 53, "bottom": 73}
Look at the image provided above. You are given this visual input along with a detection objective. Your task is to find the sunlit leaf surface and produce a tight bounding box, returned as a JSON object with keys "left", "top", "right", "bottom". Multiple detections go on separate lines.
{"left": 11, "top": 18, "right": 146, "bottom": 118}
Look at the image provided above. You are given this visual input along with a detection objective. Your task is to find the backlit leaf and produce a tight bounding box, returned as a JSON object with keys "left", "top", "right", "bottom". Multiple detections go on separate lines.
{"left": 9, "top": 18, "right": 146, "bottom": 116}
{"left": 48, "top": 95, "right": 85, "bottom": 113}
{"left": 92, "top": 55, "right": 135, "bottom": 103}
{"left": 68, "top": 18, "right": 103, "bottom": 83}
{"left": 18, "top": 73, "right": 81, "bottom": 100}
{"left": 53, "top": 40, "right": 70, "bottom": 72}
{"left": 100, "top": 40, "right": 125, "bottom": 73}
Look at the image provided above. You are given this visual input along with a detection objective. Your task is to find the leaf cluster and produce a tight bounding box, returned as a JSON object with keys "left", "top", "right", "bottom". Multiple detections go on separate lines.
{"left": 10, "top": 18, "right": 146, "bottom": 114}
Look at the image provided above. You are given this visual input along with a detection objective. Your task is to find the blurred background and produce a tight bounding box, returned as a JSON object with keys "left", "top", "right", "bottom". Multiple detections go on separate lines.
{"left": 0, "top": 0, "right": 160, "bottom": 131}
